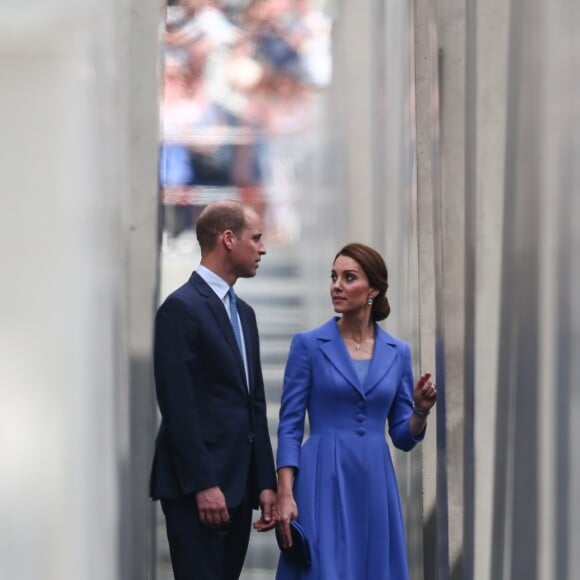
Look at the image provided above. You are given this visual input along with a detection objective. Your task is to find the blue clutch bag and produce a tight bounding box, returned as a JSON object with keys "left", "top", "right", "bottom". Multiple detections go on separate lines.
{"left": 275, "top": 520, "right": 312, "bottom": 568}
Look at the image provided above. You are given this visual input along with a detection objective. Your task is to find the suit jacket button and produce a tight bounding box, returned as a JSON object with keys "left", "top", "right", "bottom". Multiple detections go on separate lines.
{"left": 248, "top": 434, "right": 255, "bottom": 443}
{"left": 356, "top": 427, "right": 366, "bottom": 436}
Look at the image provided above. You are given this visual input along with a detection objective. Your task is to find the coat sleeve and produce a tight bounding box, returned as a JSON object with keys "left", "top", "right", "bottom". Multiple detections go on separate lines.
{"left": 154, "top": 298, "right": 219, "bottom": 495}
{"left": 276, "top": 333, "right": 312, "bottom": 470}
{"left": 387, "top": 342, "right": 426, "bottom": 451}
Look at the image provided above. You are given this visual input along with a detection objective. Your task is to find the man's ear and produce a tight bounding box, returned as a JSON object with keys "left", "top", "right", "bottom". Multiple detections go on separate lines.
{"left": 222, "top": 229, "right": 236, "bottom": 251}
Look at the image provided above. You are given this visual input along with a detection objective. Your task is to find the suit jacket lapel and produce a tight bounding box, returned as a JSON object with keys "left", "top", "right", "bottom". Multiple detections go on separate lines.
{"left": 238, "top": 303, "right": 254, "bottom": 390}
{"left": 318, "top": 319, "right": 364, "bottom": 398}
{"left": 363, "top": 328, "right": 398, "bottom": 395}
{"left": 190, "top": 273, "right": 249, "bottom": 392}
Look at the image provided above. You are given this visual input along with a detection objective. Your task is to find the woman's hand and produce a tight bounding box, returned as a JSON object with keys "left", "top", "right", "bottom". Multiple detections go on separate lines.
{"left": 413, "top": 372, "right": 437, "bottom": 414}
{"left": 410, "top": 372, "right": 437, "bottom": 437}
{"left": 274, "top": 492, "right": 299, "bottom": 548}
{"left": 274, "top": 466, "right": 299, "bottom": 548}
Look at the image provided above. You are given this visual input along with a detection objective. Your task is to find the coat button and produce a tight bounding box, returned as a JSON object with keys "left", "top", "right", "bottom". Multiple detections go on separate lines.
{"left": 358, "top": 400, "right": 366, "bottom": 409}
{"left": 356, "top": 427, "right": 366, "bottom": 436}
{"left": 247, "top": 434, "right": 255, "bottom": 443}
{"left": 356, "top": 413, "right": 365, "bottom": 423}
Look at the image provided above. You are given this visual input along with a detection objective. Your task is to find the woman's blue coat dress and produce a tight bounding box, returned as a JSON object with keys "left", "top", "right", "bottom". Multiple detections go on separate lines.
{"left": 275, "top": 318, "right": 425, "bottom": 580}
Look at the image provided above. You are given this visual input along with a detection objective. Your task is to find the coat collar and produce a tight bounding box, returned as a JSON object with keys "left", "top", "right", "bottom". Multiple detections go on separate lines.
{"left": 318, "top": 318, "right": 398, "bottom": 398}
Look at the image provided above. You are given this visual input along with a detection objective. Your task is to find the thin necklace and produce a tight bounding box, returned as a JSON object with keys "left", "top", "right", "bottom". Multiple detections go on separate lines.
{"left": 338, "top": 320, "right": 374, "bottom": 351}
{"left": 352, "top": 338, "right": 373, "bottom": 351}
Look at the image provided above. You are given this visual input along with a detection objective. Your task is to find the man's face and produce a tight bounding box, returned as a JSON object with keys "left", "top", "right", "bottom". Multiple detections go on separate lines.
{"left": 230, "top": 209, "right": 266, "bottom": 278}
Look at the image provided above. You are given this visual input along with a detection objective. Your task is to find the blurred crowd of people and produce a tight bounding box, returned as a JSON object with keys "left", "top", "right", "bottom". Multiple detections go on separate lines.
{"left": 159, "top": 0, "right": 332, "bottom": 245}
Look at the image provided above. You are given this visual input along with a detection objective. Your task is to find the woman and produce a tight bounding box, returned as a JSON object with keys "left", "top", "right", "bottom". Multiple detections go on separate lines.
{"left": 275, "top": 243, "right": 436, "bottom": 579}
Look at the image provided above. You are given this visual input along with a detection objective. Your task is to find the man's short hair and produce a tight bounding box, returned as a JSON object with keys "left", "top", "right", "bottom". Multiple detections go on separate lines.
{"left": 196, "top": 200, "right": 247, "bottom": 254}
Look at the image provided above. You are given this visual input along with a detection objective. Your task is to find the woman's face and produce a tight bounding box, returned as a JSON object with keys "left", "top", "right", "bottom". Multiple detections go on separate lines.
{"left": 330, "top": 255, "right": 375, "bottom": 316}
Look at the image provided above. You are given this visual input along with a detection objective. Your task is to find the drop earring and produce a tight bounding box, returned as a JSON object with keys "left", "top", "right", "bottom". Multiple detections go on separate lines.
{"left": 367, "top": 297, "right": 374, "bottom": 305}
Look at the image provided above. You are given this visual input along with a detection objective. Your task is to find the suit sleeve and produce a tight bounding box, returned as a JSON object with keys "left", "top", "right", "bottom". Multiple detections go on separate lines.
{"left": 388, "top": 342, "right": 426, "bottom": 451}
{"left": 154, "top": 298, "right": 219, "bottom": 495}
{"left": 248, "top": 311, "right": 277, "bottom": 493}
{"left": 276, "top": 333, "right": 312, "bottom": 470}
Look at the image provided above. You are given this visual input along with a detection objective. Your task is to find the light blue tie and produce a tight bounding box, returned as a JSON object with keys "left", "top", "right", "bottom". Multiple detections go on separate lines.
{"left": 228, "top": 288, "right": 244, "bottom": 355}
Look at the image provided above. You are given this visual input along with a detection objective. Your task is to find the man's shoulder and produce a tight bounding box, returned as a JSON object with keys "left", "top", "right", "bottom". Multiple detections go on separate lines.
{"left": 158, "top": 275, "right": 205, "bottom": 312}
{"left": 235, "top": 292, "right": 255, "bottom": 312}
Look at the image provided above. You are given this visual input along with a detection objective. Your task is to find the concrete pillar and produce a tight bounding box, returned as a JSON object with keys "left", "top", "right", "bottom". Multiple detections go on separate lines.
{"left": 433, "top": 3, "right": 467, "bottom": 577}
{"left": 468, "top": 1, "right": 509, "bottom": 579}
{"left": 490, "top": 1, "right": 580, "bottom": 579}
{"left": 0, "top": 1, "right": 160, "bottom": 578}
{"left": 414, "top": 0, "right": 470, "bottom": 578}
{"left": 123, "top": 1, "right": 162, "bottom": 578}
{"left": 332, "top": 1, "right": 379, "bottom": 241}
{"left": 413, "top": 0, "right": 442, "bottom": 576}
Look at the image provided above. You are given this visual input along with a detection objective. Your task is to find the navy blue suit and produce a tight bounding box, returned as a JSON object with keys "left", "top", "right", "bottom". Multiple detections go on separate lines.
{"left": 150, "top": 272, "right": 276, "bottom": 579}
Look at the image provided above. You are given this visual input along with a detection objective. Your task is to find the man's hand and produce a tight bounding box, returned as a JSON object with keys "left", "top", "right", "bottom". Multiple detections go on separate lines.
{"left": 196, "top": 486, "right": 229, "bottom": 527}
{"left": 253, "top": 488, "right": 277, "bottom": 532}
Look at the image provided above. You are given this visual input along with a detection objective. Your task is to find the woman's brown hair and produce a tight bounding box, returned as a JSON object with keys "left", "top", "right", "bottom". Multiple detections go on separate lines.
{"left": 334, "top": 243, "right": 391, "bottom": 321}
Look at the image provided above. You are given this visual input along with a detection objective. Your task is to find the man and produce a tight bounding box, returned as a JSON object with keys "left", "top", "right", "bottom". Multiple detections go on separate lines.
{"left": 150, "top": 200, "right": 277, "bottom": 579}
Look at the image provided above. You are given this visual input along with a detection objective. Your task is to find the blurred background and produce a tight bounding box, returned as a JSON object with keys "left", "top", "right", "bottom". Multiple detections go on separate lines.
{"left": 1, "top": 0, "right": 579, "bottom": 579}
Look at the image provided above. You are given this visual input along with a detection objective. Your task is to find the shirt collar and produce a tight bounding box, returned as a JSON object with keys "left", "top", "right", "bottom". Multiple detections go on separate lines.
{"left": 196, "top": 264, "right": 231, "bottom": 302}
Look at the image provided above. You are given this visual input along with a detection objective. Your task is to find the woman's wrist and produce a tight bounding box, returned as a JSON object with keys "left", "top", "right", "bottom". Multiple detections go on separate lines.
{"left": 412, "top": 404, "right": 430, "bottom": 417}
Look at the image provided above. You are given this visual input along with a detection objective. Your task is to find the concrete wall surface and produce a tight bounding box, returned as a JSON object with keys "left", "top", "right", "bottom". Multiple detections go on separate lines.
{"left": 0, "top": 1, "right": 161, "bottom": 579}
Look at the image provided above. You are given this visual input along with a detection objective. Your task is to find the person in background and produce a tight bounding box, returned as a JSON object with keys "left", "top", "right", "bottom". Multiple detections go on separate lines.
{"left": 150, "top": 200, "right": 277, "bottom": 580}
{"left": 274, "top": 242, "right": 437, "bottom": 579}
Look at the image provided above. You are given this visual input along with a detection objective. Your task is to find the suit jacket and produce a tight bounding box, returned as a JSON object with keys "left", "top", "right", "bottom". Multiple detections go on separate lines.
{"left": 150, "top": 272, "right": 276, "bottom": 508}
